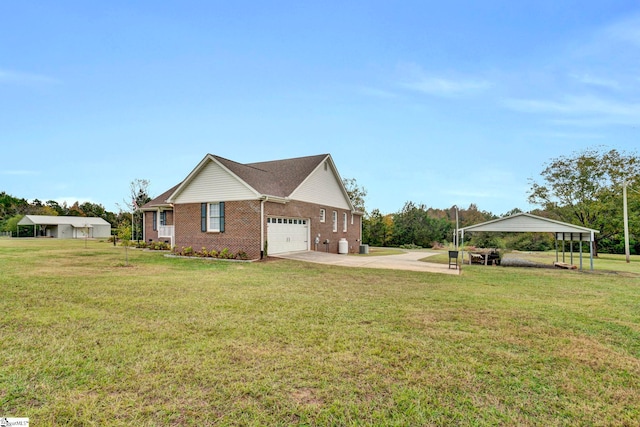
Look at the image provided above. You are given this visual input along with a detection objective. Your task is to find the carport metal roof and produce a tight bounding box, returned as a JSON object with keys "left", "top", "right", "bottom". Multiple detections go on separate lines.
{"left": 18, "top": 215, "right": 110, "bottom": 227}
{"left": 459, "top": 213, "right": 599, "bottom": 270}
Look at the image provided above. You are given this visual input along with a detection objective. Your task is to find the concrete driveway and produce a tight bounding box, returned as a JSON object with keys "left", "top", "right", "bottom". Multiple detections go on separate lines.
{"left": 272, "top": 250, "right": 460, "bottom": 275}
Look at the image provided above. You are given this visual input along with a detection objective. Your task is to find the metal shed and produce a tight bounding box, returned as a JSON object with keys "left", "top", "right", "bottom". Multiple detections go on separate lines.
{"left": 17, "top": 215, "right": 112, "bottom": 239}
{"left": 459, "top": 213, "right": 599, "bottom": 270}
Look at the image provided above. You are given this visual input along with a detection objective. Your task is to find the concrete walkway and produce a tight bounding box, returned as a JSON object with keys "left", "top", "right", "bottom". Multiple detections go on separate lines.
{"left": 272, "top": 250, "right": 460, "bottom": 275}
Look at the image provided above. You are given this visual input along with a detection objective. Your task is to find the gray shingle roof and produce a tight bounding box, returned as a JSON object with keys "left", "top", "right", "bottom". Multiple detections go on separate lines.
{"left": 141, "top": 183, "right": 181, "bottom": 209}
{"left": 214, "top": 154, "right": 328, "bottom": 197}
{"left": 142, "top": 154, "right": 333, "bottom": 208}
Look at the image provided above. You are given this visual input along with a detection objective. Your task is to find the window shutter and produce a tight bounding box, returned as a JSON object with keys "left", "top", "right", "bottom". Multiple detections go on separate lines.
{"left": 201, "top": 203, "right": 207, "bottom": 232}
{"left": 219, "top": 202, "right": 225, "bottom": 233}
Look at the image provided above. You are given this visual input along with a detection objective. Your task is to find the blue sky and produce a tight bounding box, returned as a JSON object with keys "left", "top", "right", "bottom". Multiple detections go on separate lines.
{"left": 2, "top": 1, "right": 639, "bottom": 215}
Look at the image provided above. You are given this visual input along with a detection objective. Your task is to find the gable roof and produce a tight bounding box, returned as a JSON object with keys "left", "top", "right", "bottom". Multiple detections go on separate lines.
{"left": 460, "top": 212, "right": 599, "bottom": 234}
{"left": 217, "top": 154, "right": 328, "bottom": 197}
{"left": 141, "top": 183, "right": 181, "bottom": 210}
{"left": 18, "top": 215, "right": 111, "bottom": 227}
{"left": 161, "top": 153, "right": 355, "bottom": 210}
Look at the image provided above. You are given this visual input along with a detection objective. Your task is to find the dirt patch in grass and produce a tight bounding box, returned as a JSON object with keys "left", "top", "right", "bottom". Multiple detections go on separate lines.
{"left": 291, "top": 388, "right": 324, "bottom": 406}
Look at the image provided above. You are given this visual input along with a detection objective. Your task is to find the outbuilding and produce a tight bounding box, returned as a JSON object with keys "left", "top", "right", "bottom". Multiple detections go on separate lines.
{"left": 17, "top": 215, "right": 112, "bottom": 239}
{"left": 459, "top": 213, "right": 599, "bottom": 270}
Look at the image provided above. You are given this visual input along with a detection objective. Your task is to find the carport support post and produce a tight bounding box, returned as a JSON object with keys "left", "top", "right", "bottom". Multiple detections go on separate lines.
{"left": 624, "top": 181, "right": 630, "bottom": 263}
{"left": 570, "top": 233, "right": 574, "bottom": 266}
{"left": 460, "top": 229, "right": 464, "bottom": 270}
{"left": 590, "top": 231, "right": 594, "bottom": 271}
{"left": 579, "top": 237, "right": 583, "bottom": 270}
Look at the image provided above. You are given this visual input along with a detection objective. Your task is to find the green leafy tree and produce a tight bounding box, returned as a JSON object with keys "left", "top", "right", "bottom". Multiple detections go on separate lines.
{"left": 342, "top": 178, "right": 367, "bottom": 213}
{"left": 528, "top": 147, "right": 640, "bottom": 255}
{"left": 2, "top": 214, "right": 24, "bottom": 236}
{"left": 364, "top": 209, "right": 392, "bottom": 246}
{"left": 67, "top": 202, "right": 84, "bottom": 216}
{"left": 46, "top": 200, "right": 65, "bottom": 215}
{"left": 0, "top": 192, "right": 29, "bottom": 224}
{"left": 79, "top": 201, "right": 107, "bottom": 218}
{"left": 117, "top": 221, "right": 132, "bottom": 266}
{"left": 391, "top": 202, "right": 453, "bottom": 248}
{"left": 459, "top": 203, "right": 496, "bottom": 227}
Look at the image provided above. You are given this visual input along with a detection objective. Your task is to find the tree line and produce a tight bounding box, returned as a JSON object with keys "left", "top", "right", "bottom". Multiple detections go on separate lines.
{"left": 2, "top": 148, "right": 639, "bottom": 254}
{"left": 0, "top": 193, "right": 120, "bottom": 237}
{"left": 349, "top": 147, "right": 640, "bottom": 255}
{"left": 0, "top": 179, "right": 152, "bottom": 239}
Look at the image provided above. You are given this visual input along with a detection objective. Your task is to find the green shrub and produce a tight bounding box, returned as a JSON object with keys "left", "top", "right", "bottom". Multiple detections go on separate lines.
{"left": 178, "top": 246, "right": 193, "bottom": 256}
{"left": 219, "top": 248, "right": 235, "bottom": 259}
{"left": 171, "top": 246, "right": 248, "bottom": 259}
{"left": 150, "top": 241, "right": 170, "bottom": 251}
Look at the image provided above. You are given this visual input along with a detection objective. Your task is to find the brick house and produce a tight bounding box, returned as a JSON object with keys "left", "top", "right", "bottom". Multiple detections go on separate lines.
{"left": 141, "top": 153, "right": 363, "bottom": 259}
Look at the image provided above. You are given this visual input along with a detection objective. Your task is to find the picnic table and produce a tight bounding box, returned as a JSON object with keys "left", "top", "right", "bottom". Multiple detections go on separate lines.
{"left": 469, "top": 249, "right": 501, "bottom": 266}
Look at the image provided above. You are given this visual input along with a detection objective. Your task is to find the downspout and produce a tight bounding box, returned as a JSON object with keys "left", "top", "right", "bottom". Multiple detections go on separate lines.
{"left": 169, "top": 204, "right": 175, "bottom": 249}
{"left": 260, "top": 199, "right": 265, "bottom": 259}
{"left": 359, "top": 211, "right": 362, "bottom": 245}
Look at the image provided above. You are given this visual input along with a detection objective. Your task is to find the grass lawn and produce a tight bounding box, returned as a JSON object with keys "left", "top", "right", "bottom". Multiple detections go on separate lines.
{"left": 1, "top": 239, "right": 639, "bottom": 426}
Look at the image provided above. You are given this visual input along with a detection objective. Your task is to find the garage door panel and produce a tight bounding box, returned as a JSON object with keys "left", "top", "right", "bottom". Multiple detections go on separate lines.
{"left": 267, "top": 217, "right": 308, "bottom": 254}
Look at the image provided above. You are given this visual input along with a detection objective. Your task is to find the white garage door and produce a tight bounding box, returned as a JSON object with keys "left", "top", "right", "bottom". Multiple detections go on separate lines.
{"left": 267, "top": 217, "right": 309, "bottom": 254}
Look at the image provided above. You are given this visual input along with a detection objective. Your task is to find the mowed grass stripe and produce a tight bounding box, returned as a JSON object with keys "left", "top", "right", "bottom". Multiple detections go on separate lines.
{"left": 0, "top": 239, "right": 639, "bottom": 426}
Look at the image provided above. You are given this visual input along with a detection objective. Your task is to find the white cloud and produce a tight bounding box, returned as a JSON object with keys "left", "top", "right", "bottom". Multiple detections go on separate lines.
{"left": 0, "top": 169, "right": 39, "bottom": 175}
{"left": 402, "top": 76, "right": 492, "bottom": 97}
{"left": 357, "top": 86, "right": 399, "bottom": 99}
{"left": 531, "top": 131, "right": 604, "bottom": 140}
{"left": 570, "top": 73, "right": 620, "bottom": 90}
{"left": 396, "top": 62, "right": 492, "bottom": 97}
{"left": 0, "top": 68, "right": 59, "bottom": 85}
{"left": 503, "top": 95, "right": 640, "bottom": 126}
{"left": 603, "top": 14, "right": 640, "bottom": 47}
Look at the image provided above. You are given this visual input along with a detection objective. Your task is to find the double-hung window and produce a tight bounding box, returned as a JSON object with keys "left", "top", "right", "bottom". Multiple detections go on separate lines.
{"left": 160, "top": 211, "right": 167, "bottom": 226}
{"left": 201, "top": 202, "right": 225, "bottom": 232}
{"left": 332, "top": 211, "right": 338, "bottom": 232}
{"left": 320, "top": 209, "right": 326, "bottom": 223}
{"left": 342, "top": 212, "right": 347, "bottom": 232}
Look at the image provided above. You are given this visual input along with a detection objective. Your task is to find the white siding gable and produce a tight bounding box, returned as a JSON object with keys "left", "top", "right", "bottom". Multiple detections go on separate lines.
{"left": 290, "top": 160, "right": 351, "bottom": 209}
{"left": 172, "top": 159, "right": 258, "bottom": 203}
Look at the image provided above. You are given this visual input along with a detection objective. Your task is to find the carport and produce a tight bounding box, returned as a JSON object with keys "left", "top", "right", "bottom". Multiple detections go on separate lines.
{"left": 17, "top": 215, "right": 112, "bottom": 239}
{"left": 459, "top": 213, "right": 599, "bottom": 270}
